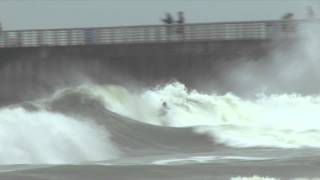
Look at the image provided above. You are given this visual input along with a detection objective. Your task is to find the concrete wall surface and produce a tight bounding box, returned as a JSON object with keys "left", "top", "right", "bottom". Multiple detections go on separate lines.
{"left": 0, "top": 39, "right": 293, "bottom": 106}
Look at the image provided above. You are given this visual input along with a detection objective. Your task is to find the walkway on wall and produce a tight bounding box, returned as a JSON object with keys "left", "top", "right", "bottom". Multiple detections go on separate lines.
{"left": 0, "top": 19, "right": 315, "bottom": 48}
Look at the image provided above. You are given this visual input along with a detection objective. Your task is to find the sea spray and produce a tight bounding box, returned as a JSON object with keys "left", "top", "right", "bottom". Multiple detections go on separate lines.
{"left": 0, "top": 107, "right": 119, "bottom": 164}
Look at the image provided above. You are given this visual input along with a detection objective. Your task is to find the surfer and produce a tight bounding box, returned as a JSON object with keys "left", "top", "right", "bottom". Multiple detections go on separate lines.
{"left": 159, "top": 101, "right": 170, "bottom": 126}
{"left": 160, "top": 102, "right": 169, "bottom": 115}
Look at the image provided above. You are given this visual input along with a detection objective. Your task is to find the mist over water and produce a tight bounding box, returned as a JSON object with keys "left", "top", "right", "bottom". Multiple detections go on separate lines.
{"left": 208, "top": 21, "right": 320, "bottom": 96}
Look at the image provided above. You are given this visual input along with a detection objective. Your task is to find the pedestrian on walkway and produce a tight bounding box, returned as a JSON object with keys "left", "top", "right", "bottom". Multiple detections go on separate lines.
{"left": 176, "top": 11, "right": 185, "bottom": 38}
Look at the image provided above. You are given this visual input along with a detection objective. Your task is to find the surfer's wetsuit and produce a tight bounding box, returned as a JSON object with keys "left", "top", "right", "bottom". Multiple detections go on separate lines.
{"left": 159, "top": 102, "right": 170, "bottom": 126}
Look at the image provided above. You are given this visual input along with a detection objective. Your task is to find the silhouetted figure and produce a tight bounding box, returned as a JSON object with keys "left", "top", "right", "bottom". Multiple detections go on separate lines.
{"left": 162, "top": 13, "right": 174, "bottom": 35}
{"left": 162, "top": 13, "right": 174, "bottom": 24}
{"left": 0, "top": 22, "right": 2, "bottom": 35}
{"left": 282, "top": 13, "right": 294, "bottom": 20}
{"left": 306, "top": 6, "right": 316, "bottom": 20}
{"left": 160, "top": 102, "right": 169, "bottom": 116}
{"left": 159, "top": 101, "right": 170, "bottom": 126}
{"left": 281, "top": 13, "right": 295, "bottom": 32}
{"left": 176, "top": 11, "right": 185, "bottom": 38}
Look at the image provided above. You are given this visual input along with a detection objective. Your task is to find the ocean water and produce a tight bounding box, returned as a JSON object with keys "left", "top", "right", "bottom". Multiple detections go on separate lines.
{"left": 1, "top": 82, "right": 320, "bottom": 180}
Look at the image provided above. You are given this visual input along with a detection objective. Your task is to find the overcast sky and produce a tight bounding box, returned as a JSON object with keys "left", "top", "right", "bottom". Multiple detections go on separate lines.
{"left": 0, "top": 0, "right": 319, "bottom": 30}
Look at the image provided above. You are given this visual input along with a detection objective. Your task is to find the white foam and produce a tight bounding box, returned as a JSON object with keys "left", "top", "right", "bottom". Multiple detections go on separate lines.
{"left": 82, "top": 82, "right": 320, "bottom": 148}
{"left": 0, "top": 107, "right": 120, "bottom": 164}
{"left": 231, "top": 176, "right": 279, "bottom": 180}
{"left": 52, "top": 82, "right": 320, "bottom": 148}
{"left": 152, "top": 155, "right": 272, "bottom": 165}
{"left": 137, "top": 82, "right": 320, "bottom": 148}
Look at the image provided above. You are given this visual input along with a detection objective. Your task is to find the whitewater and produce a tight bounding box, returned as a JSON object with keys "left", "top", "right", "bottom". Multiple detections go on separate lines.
{"left": 1, "top": 81, "right": 320, "bottom": 179}
{"left": 64, "top": 82, "right": 320, "bottom": 148}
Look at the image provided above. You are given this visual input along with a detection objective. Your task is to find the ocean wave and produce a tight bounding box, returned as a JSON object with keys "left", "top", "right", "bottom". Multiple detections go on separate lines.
{"left": 8, "top": 80, "right": 320, "bottom": 155}
{"left": 43, "top": 81, "right": 320, "bottom": 149}
{"left": 0, "top": 107, "right": 120, "bottom": 164}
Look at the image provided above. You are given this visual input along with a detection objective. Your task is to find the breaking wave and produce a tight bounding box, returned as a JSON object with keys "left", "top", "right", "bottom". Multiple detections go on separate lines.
{"left": 48, "top": 81, "right": 320, "bottom": 149}
{"left": 2, "top": 80, "right": 320, "bottom": 165}
{"left": 0, "top": 107, "right": 119, "bottom": 164}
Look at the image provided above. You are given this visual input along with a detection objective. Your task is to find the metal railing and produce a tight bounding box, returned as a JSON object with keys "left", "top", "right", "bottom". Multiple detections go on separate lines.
{"left": 0, "top": 19, "right": 316, "bottom": 48}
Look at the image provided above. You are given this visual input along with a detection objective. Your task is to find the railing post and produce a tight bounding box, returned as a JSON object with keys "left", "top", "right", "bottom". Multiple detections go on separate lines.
{"left": 67, "top": 30, "right": 72, "bottom": 45}
{"left": 37, "top": 30, "right": 43, "bottom": 46}
{"left": 165, "top": 25, "right": 170, "bottom": 42}
{"left": 110, "top": 28, "right": 114, "bottom": 43}
{"left": 17, "top": 31, "right": 22, "bottom": 47}
{"left": 143, "top": 26, "right": 148, "bottom": 42}
{"left": 156, "top": 26, "right": 161, "bottom": 42}
{"left": 4, "top": 32, "right": 9, "bottom": 47}
{"left": 121, "top": 28, "right": 125, "bottom": 43}
{"left": 53, "top": 31, "right": 58, "bottom": 46}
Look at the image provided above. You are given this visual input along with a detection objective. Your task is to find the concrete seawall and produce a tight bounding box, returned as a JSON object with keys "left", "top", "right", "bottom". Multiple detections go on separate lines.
{"left": 0, "top": 39, "right": 291, "bottom": 106}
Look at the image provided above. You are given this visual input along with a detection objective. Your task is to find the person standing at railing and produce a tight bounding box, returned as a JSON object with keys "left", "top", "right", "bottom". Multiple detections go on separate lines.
{"left": 281, "top": 13, "right": 295, "bottom": 33}
{"left": 306, "top": 6, "right": 316, "bottom": 20}
{"left": 162, "top": 13, "right": 174, "bottom": 36}
{"left": 176, "top": 11, "right": 185, "bottom": 39}
{"left": 0, "top": 22, "right": 2, "bottom": 47}
{"left": 0, "top": 21, "right": 2, "bottom": 35}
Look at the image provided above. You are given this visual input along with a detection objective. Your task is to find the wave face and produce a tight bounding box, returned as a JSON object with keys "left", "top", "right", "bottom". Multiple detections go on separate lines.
{"left": 0, "top": 107, "right": 119, "bottom": 164}
{"left": 3, "top": 80, "right": 320, "bottom": 165}
{"left": 58, "top": 82, "right": 320, "bottom": 149}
